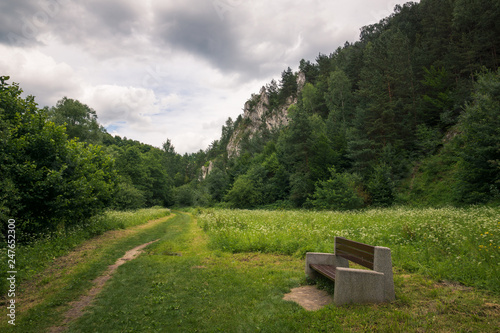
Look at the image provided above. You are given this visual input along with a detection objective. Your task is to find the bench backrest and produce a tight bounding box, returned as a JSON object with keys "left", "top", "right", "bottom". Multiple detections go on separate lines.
{"left": 335, "top": 237, "right": 375, "bottom": 270}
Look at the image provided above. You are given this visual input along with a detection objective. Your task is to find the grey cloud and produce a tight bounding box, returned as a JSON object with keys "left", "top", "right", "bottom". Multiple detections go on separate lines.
{"left": 0, "top": 0, "right": 147, "bottom": 51}
{"left": 0, "top": 1, "right": 51, "bottom": 46}
{"left": 51, "top": 0, "right": 146, "bottom": 48}
{"left": 153, "top": 1, "right": 240, "bottom": 72}
{"left": 87, "top": 0, "right": 139, "bottom": 35}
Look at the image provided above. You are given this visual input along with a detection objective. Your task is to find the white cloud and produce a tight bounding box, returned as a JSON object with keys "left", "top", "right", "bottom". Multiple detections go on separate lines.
{"left": 82, "top": 85, "right": 158, "bottom": 128}
{"left": 0, "top": 45, "right": 82, "bottom": 106}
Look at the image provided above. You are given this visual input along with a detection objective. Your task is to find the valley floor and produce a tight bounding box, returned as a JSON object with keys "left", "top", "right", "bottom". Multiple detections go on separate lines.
{"left": 1, "top": 210, "right": 499, "bottom": 332}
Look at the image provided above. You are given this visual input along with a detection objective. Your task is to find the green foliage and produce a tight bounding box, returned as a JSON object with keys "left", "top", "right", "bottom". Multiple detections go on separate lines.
{"left": 301, "top": 83, "right": 321, "bottom": 114}
{"left": 205, "top": 167, "right": 230, "bottom": 202}
{"left": 367, "top": 163, "right": 396, "bottom": 207}
{"left": 308, "top": 167, "right": 364, "bottom": 210}
{"left": 197, "top": 0, "right": 500, "bottom": 210}
{"left": 415, "top": 124, "right": 442, "bottom": 157}
{"left": 5, "top": 0, "right": 499, "bottom": 215}
{"left": 421, "top": 66, "right": 454, "bottom": 128}
{"left": 0, "top": 77, "right": 117, "bottom": 238}
{"left": 49, "top": 97, "right": 108, "bottom": 144}
{"left": 174, "top": 184, "right": 196, "bottom": 207}
{"left": 398, "top": 145, "right": 460, "bottom": 207}
{"left": 325, "top": 69, "right": 352, "bottom": 121}
{"left": 453, "top": 69, "right": 500, "bottom": 204}
{"left": 224, "top": 175, "right": 262, "bottom": 209}
{"left": 113, "top": 182, "right": 146, "bottom": 210}
{"left": 278, "top": 67, "right": 298, "bottom": 103}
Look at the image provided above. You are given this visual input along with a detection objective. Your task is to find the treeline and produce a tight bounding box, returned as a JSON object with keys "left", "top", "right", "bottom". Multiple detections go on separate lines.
{"left": 184, "top": 0, "right": 500, "bottom": 209}
{"left": 0, "top": 81, "right": 204, "bottom": 240}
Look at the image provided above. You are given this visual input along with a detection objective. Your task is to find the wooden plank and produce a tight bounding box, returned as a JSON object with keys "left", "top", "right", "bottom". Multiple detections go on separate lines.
{"left": 335, "top": 237, "right": 375, "bottom": 254}
{"left": 336, "top": 243, "right": 374, "bottom": 262}
{"left": 310, "top": 264, "right": 336, "bottom": 280}
{"left": 336, "top": 253, "right": 374, "bottom": 270}
{"left": 335, "top": 237, "right": 375, "bottom": 269}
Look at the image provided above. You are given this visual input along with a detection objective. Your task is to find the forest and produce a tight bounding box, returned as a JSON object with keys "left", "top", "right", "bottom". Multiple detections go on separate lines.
{"left": 1, "top": 0, "right": 499, "bottom": 240}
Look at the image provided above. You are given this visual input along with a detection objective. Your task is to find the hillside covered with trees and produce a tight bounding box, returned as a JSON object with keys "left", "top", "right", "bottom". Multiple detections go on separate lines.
{"left": 188, "top": 0, "right": 500, "bottom": 209}
{"left": 1, "top": 0, "right": 499, "bottom": 240}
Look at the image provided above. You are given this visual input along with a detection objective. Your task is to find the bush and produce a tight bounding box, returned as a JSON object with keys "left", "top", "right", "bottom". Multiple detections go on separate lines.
{"left": 224, "top": 175, "right": 261, "bottom": 208}
{"left": 113, "top": 182, "right": 146, "bottom": 210}
{"left": 0, "top": 77, "right": 117, "bottom": 238}
{"left": 453, "top": 69, "right": 500, "bottom": 204}
{"left": 309, "top": 167, "right": 364, "bottom": 210}
{"left": 174, "top": 184, "right": 196, "bottom": 207}
{"left": 367, "top": 163, "right": 395, "bottom": 207}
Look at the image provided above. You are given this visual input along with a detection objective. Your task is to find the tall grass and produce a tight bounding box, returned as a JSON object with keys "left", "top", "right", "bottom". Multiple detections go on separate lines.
{"left": 90, "top": 207, "right": 171, "bottom": 230}
{"left": 0, "top": 207, "right": 170, "bottom": 295}
{"left": 197, "top": 206, "right": 499, "bottom": 293}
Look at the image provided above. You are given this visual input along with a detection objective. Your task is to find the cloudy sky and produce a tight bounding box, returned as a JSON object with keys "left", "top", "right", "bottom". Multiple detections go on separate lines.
{"left": 0, "top": 0, "right": 415, "bottom": 154}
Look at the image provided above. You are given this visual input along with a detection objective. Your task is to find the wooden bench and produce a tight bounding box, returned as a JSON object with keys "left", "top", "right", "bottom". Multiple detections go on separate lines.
{"left": 305, "top": 237, "right": 395, "bottom": 306}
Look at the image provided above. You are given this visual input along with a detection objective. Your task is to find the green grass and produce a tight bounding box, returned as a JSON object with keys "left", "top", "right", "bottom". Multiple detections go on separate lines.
{"left": 65, "top": 211, "right": 499, "bottom": 332}
{"left": 0, "top": 207, "right": 170, "bottom": 294}
{"left": 66, "top": 213, "right": 303, "bottom": 332}
{"left": 1, "top": 209, "right": 498, "bottom": 332}
{"left": 92, "top": 207, "right": 172, "bottom": 229}
{"left": 197, "top": 206, "right": 500, "bottom": 293}
{"left": 0, "top": 208, "right": 172, "bottom": 332}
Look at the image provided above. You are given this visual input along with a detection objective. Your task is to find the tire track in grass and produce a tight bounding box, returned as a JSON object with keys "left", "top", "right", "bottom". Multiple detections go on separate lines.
{"left": 48, "top": 239, "right": 160, "bottom": 333}
{"left": 9, "top": 215, "right": 172, "bottom": 316}
{"left": 0, "top": 213, "right": 174, "bottom": 333}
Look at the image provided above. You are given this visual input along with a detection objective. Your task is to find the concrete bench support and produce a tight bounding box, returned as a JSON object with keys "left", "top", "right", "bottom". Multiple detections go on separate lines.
{"left": 334, "top": 268, "right": 385, "bottom": 305}
{"left": 374, "top": 246, "right": 396, "bottom": 303}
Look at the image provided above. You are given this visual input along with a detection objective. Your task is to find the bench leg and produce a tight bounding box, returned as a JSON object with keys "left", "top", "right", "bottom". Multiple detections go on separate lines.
{"left": 333, "top": 268, "right": 385, "bottom": 306}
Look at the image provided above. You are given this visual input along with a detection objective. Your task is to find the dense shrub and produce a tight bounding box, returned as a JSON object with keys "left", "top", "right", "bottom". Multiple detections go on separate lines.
{"left": 308, "top": 167, "right": 364, "bottom": 210}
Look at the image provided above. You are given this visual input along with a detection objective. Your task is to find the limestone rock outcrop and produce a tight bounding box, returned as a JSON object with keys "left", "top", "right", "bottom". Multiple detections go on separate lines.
{"left": 227, "top": 71, "right": 305, "bottom": 158}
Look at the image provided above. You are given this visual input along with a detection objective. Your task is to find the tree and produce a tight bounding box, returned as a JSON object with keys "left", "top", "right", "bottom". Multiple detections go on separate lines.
{"left": 278, "top": 67, "right": 298, "bottom": 103}
{"left": 452, "top": 0, "right": 500, "bottom": 76}
{"left": 277, "top": 105, "right": 314, "bottom": 206}
{"left": 144, "top": 149, "right": 174, "bottom": 206}
{"left": 0, "top": 77, "right": 117, "bottom": 237}
{"left": 224, "top": 175, "right": 261, "bottom": 208}
{"left": 205, "top": 167, "right": 230, "bottom": 202}
{"left": 309, "top": 167, "right": 364, "bottom": 210}
{"left": 49, "top": 97, "right": 107, "bottom": 144}
{"left": 420, "top": 66, "right": 454, "bottom": 128}
{"left": 325, "top": 69, "right": 353, "bottom": 123}
{"left": 453, "top": 69, "right": 500, "bottom": 203}
{"left": 367, "top": 163, "right": 395, "bottom": 207}
{"left": 301, "top": 83, "right": 321, "bottom": 114}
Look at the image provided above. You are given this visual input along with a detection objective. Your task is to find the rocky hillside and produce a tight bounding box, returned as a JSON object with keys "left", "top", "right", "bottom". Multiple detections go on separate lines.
{"left": 189, "top": 0, "right": 500, "bottom": 209}
{"left": 226, "top": 71, "right": 306, "bottom": 158}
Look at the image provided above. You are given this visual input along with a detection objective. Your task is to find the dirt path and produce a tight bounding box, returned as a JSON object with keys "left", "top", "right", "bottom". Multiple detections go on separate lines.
{"left": 11, "top": 215, "right": 171, "bottom": 317}
{"left": 49, "top": 239, "right": 159, "bottom": 333}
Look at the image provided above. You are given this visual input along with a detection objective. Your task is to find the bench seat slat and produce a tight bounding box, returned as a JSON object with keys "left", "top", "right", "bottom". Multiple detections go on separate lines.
{"left": 310, "top": 264, "right": 336, "bottom": 280}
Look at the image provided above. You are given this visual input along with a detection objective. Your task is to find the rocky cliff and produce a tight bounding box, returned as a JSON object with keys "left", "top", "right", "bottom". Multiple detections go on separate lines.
{"left": 226, "top": 71, "right": 306, "bottom": 158}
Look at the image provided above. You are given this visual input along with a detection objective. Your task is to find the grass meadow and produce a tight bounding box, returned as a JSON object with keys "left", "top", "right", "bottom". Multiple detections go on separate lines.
{"left": 197, "top": 206, "right": 500, "bottom": 293}
{"left": 0, "top": 207, "right": 171, "bottom": 294}
{"left": 1, "top": 208, "right": 498, "bottom": 332}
